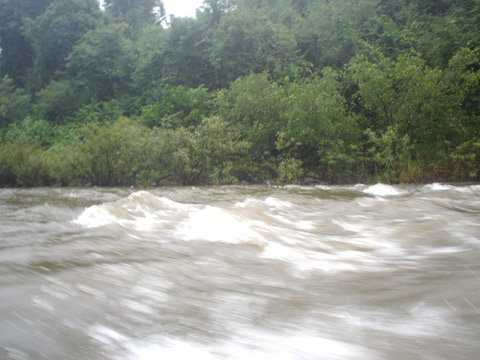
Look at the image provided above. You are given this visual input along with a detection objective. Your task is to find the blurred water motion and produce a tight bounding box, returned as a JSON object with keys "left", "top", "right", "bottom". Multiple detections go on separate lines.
{"left": 1, "top": 184, "right": 480, "bottom": 359}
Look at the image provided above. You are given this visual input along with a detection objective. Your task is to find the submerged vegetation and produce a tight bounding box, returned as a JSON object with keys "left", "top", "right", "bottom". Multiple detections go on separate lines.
{"left": 0, "top": 0, "right": 479, "bottom": 186}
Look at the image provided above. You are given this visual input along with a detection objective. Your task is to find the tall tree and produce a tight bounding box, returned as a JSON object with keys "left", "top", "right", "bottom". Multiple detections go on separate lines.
{"left": 66, "top": 24, "right": 135, "bottom": 101}
{"left": 295, "top": 0, "right": 377, "bottom": 70}
{"left": 159, "top": 17, "right": 213, "bottom": 88}
{"left": 0, "top": 76, "right": 31, "bottom": 127}
{"left": 104, "top": 0, "right": 166, "bottom": 29}
{"left": 349, "top": 48, "right": 480, "bottom": 173}
{"left": 279, "top": 69, "right": 361, "bottom": 182}
{"left": 24, "top": 0, "right": 101, "bottom": 90}
{"left": 0, "top": 0, "right": 53, "bottom": 86}
{"left": 198, "top": 0, "right": 235, "bottom": 23}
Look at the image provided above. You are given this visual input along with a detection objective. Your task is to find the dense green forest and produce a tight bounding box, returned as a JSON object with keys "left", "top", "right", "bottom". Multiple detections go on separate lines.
{"left": 0, "top": 0, "right": 479, "bottom": 186}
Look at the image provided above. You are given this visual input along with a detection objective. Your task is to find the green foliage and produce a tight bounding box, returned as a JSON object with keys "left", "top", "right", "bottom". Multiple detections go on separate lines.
{"left": 158, "top": 17, "right": 213, "bottom": 88}
{"left": 24, "top": 0, "right": 101, "bottom": 90}
{"left": 0, "top": 136, "right": 49, "bottom": 187}
{"left": 349, "top": 47, "right": 480, "bottom": 182}
{"left": 278, "top": 69, "right": 361, "bottom": 182}
{"left": 208, "top": 8, "right": 300, "bottom": 87}
{"left": 72, "top": 117, "right": 149, "bottom": 186}
{"left": 66, "top": 24, "right": 135, "bottom": 101}
{"left": 190, "top": 116, "right": 251, "bottom": 185}
{"left": 1, "top": 0, "right": 480, "bottom": 187}
{"left": 70, "top": 101, "right": 124, "bottom": 124}
{"left": 34, "top": 80, "right": 78, "bottom": 124}
{"left": 131, "top": 25, "right": 168, "bottom": 91}
{"left": 140, "top": 85, "right": 215, "bottom": 128}
{"left": 0, "top": 76, "right": 31, "bottom": 127}
{"left": 295, "top": 0, "right": 376, "bottom": 70}
{"left": 0, "top": 0, "right": 52, "bottom": 85}
{"left": 365, "top": 127, "right": 421, "bottom": 183}
{"left": 217, "top": 72, "right": 286, "bottom": 171}
{"left": 450, "top": 140, "right": 480, "bottom": 181}
{"left": 401, "top": 0, "right": 480, "bottom": 68}
{"left": 6, "top": 116, "right": 55, "bottom": 147}
{"left": 277, "top": 158, "right": 304, "bottom": 185}
{"left": 105, "top": 0, "right": 166, "bottom": 29}
{"left": 42, "top": 116, "right": 250, "bottom": 186}
{"left": 137, "top": 116, "right": 251, "bottom": 186}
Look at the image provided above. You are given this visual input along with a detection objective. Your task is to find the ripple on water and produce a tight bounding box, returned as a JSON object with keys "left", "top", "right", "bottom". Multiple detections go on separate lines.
{"left": 1, "top": 185, "right": 480, "bottom": 360}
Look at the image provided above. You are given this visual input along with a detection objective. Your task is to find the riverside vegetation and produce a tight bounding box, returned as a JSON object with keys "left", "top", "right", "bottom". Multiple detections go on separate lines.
{"left": 0, "top": 0, "right": 479, "bottom": 186}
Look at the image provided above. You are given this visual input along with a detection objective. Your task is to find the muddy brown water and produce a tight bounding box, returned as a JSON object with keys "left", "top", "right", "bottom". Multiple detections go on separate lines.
{"left": 1, "top": 184, "right": 479, "bottom": 359}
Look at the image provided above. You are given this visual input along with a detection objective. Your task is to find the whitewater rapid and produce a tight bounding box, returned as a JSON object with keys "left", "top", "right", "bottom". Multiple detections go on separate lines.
{"left": 1, "top": 184, "right": 479, "bottom": 359}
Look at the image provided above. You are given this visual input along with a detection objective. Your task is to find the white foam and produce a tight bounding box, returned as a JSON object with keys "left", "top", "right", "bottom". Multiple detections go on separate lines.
{"left": 89, "top": 324, "right": 129, "bottom": 346}
{"left": 423, "top": 183, "right": 480, "bottom": 194}
{"left": 73, "top": 191, "right": 192, "bottom": 229}
{"left": 332, "top": 219, "right": 364, "bottom": 233}
{"left": 335, "top": 304, "right": 450, "bottom": 338}
{"left": 74, "top": 205, "right": 118, "bottom": 228}
{"left": 314, "top": 184, "right": 334, "bottom": 190}
{"left": 127, "top": 191, "right": 192, "bottom": 211}
{"left": 31, "top": 296, "right": 55, "bottom": 313}
{"left": 234, "top": 197, "right": 264, "bottom": 209}
{"left": 121, "top": 332, "right": 374, "bottom": 360}
{"left": 423, "top": 183, "right": 453, "bottom": 191}
{"left": 264, "top": 196, "right": 293, "bottom": 209}
{"left": 260, "top": 243, "right": 360, "bottom": 275}
{"left": 124, "top": 340, "right": 215, "bottom": 360}
{"left": 74, "top": 192, "right": 272, "bottom": 244}
{"left": 234, "top": 196, "right": 294, "bottom": 210}
{"left": 178, "top": 206, "right": 265, "bottom": 244}
{"left": 364, "top": 183, "right": 402, "bottom": 196}
{"left": 119, "top": 299, "right": 154, "bottom": 314}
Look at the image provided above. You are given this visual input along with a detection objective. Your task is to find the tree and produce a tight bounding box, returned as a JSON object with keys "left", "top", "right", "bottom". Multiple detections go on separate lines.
{"left": 0, "top": 76, "right": 31, "bottom": 127}
{"left": 0, "top": 0, "right": 53, "bottom": 86}
{"left": 34, "top": 80, "right": 78, "bottom": 124}
{"left": 140, "top": 85, "right": 215, "bottom": 128}
{"left": 198, "top": 0, "right": 235, "bottom": 23}
{"left": 278, "top": 69, "right": 361, "bottom": 182}
{"left": 24, "top": 0, "right": 101, "bottom": 90}
{"left": 104, "top": 0, "right": 166, "bottom": 29}
{"left": 295, "top": 0, "right": 377, "bottom": 70}
{"left": 159, "top": 17, "right": 213, "bottom": 87}
{"left": 348, "top": 48, "right": 480, "bottom": 181}
{"left": 217, "top": 72, "right": 286, "bottom": 177}
{"left": 209, "top": 9, "right": 299, "bottom": 87}
{"left": 131, "top": 25, "right": 168, "bottom": 93}
{"left": 66, "top": 24, "right": 135, "bottom": 101}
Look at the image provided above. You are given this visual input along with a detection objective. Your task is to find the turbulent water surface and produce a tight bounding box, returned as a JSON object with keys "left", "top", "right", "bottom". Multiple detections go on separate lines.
{"left": 1, "top": 184, "right": 480, "bottom": 359}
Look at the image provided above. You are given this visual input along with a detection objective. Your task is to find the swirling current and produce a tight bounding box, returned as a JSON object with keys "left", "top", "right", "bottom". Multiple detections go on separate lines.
{"left": 1, "top": 184, "right": 480, "bottom": 359}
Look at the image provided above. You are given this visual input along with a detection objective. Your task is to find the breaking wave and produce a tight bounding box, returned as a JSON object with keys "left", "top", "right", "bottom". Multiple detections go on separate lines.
{"left": 3, "top": 184, "right": 480, "bottom": 360}
{"left": 72, "top": 185, "right": 480, "bottom": 276}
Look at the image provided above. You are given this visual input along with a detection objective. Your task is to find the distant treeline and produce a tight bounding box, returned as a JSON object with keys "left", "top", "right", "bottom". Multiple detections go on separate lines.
{"left": 1, "top": 0, "right": 479, "bottom": 186}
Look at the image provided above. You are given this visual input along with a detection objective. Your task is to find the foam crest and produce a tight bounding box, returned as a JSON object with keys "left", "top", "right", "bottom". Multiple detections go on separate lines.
{"left": 264, "top": 196, "right": 293, "bottom": 209}
{"left": 74, "top": 191, "right": 193, "bottom": 229}
{"left": 234, "top": 196, "right": 294, "bottom": 210}
{"left": 75, "top": 192, "right": 283, "bottom": 244}
{"left": 121, "top": 332, "right": 374, "bottom": 360}
{"left": 423, "top": 183, "right": 480, "bottom": 193}
{"left": 233, "top": 197, "right": 265, "bottom": 209}
{"left": 423, "top": 183, "right": 453, "bottom": 191}
{"left": 74, "top": 205, "right": 120, "bottom": 228}
{"left": 178, "top": 206, "right": 265, "bottom": 244}
{"left": 364, "top": 183, "right": 403, "bottom": 196}
{"left": 126, "top": 191, "right": 191, "bottom": 211}
{"left": 258, "top": 239, "right": 399, "bottom": 275}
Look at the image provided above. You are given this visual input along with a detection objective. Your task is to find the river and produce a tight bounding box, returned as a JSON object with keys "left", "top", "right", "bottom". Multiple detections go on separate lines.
{"left": 1, "top": 184, "right": 479, "bottom": 359}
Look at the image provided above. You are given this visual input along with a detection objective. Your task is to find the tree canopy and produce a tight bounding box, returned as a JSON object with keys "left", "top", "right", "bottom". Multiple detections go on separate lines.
{"left": 0, "top": 0, "right": 479, "bottom": 186}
